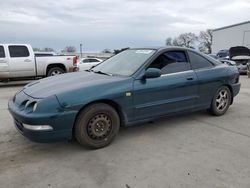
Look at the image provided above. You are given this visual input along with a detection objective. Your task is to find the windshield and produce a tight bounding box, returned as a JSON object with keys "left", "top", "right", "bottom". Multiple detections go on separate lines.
{"left": 92, "top": 49, "right": 156, "bottom": 76}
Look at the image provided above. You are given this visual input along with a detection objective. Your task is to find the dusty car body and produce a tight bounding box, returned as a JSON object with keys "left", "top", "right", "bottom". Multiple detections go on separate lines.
{"left": 8, "top": 47, "right": 241, "bottom": 148}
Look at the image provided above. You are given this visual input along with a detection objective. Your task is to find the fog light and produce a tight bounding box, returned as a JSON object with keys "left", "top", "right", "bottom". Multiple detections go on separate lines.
{"left": 23, "top": 124, "right": 53, "bottom": 131}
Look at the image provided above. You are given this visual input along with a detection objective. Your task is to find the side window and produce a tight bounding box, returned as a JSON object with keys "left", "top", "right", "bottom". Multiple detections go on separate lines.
{"left": 188, "top": 51, "right": 213, "bottom": 69}
{"left": 9, "top": 45, "right": 30, "bottom": 58}
{"left": 148, "top": 51, "right": 190, "bottom": 74}
{"left": 0, "top": 46, "right": 5, "bottom": 58}
{"left": 82, "top": 59, "right": 90, "bottom": 63}
{"left": 89, "top": 59, "right": 99, "bottom": 63}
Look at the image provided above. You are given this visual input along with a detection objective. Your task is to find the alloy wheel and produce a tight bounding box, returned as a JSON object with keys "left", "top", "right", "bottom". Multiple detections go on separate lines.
{"left": 215, "top": 89, "right": 229, "bottom": 111}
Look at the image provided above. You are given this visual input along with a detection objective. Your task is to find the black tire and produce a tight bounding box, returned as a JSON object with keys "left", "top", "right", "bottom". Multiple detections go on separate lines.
{"left": 74, "top": 103, "right": 120, "bottom": 149}
{"left": 209, "top": 86, "right": 232, "bottom": 116}
{"left": 47, "top": 67, "right": 65, "bottom": 77}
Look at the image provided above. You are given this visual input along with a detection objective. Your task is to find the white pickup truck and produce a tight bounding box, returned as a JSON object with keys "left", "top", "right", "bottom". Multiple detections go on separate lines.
{"left": 0, "top": 44, "right": 78, "bottom": 81}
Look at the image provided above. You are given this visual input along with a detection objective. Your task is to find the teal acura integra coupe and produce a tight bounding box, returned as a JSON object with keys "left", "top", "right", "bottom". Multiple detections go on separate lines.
{"left": 8, "top": 47, "right": 241, "bottom": 148}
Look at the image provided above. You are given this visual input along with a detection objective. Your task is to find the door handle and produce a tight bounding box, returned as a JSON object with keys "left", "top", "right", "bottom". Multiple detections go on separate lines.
{"left": 24, "top": 59, "right": 32, "bottom": 62}
{"left": 186, "top": 77, "right": 194, "bottom": 81}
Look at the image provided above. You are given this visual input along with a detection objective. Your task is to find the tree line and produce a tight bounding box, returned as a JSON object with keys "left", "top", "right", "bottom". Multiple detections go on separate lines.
{"left": 33, "top": 29, "right": 212, "bottom": 54}
{"left": 166, "top": 29, "right": 212, "bottom": 54}
{"left": 33, "top": 46, "right": 77, "bottom": 53}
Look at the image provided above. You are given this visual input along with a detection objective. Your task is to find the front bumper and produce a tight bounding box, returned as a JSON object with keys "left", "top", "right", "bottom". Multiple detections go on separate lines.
{"left": 8, "top": 99, "right": 77, "bottom": 143}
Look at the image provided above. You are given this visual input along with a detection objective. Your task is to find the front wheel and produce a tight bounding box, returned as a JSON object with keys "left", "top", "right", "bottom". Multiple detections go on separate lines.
{"left": 209, "top": 86, "right": 232, "bottom": 116}
{"left": 74, "top": 103, "right": 120, "bottom": 149}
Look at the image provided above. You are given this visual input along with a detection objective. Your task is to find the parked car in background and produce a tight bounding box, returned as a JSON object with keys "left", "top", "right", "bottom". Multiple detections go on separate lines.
{"left": 220, "top": 59, "right": 236, "bottom": 66}
{"left": 247, "top": 61, "right": 250, "bottom": 78}
{"left": 234, "top": 59, "right": 248, "bottom": 74}
{"left": 8, "top": 47, "right": 241, "bottom": 149}
{"left": 217, "top": 49, "right": 229, "bottom": 59}
{"left": 229, "top": 46, "right": 250, "bottom": 75}
{"left": 0, "top": 44, "right": 78, "bottom": 81}
{"left": 78, "top": 57, "right": 103, "bottom": 71}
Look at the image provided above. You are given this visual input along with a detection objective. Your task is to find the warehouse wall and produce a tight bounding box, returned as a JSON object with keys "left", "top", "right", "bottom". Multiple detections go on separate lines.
{"left": 212, "top": 22, "right": 250, "bottom": 53}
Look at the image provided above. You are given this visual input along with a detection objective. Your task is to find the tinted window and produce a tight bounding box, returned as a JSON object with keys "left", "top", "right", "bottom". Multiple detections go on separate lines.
{"left": 9, "top": 46, "right": 30, "bottom": 57}
{"left": 82, "top": 59, "right": 90, "bottom": 63}
{"left": 89, "top": 59, "right": 100, "bottom": 63}
{"left": 217, "top": 50, "right": 229, "bottom": 58}
{"left": 0, "top": 46, "right": 5, "bottom": 58}
{"left": 149, "top": 51, "right": 190, "bottom": 74}
{"left": 188, "top": 51, "right": 213, "bottom": 69}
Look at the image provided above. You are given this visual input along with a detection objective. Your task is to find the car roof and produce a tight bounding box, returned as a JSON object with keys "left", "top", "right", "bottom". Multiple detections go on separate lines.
{"left": 81, "top": 57, "right": 100, "bottom": 59}
{"left": 131, "top": 46, "right": 195, "bottom": 51}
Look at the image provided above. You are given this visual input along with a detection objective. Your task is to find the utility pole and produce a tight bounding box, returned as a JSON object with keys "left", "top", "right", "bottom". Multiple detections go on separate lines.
{"left": 80, "top": 43, "right": 83, "bottom": 58}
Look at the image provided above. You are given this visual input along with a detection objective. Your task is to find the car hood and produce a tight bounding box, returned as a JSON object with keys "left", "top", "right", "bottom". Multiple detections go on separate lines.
{"left": 229, "top": 46, "right": 250, "bottom": 59}
{"left": 23, "top": 71, "right": 127, "bottom": 99}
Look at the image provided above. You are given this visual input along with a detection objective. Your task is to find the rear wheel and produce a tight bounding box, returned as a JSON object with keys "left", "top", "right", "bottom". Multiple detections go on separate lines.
{"left": 47, "top": 67, "right": 65, "bottom": 77}
{"left": 209, "top": 86, "right": 231, "bottom": 116}
{"left": 74, "top": 103, "right": 120, "bottom": 149}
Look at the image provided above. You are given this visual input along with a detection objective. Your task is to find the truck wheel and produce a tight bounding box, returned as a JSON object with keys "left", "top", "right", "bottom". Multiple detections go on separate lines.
{"left": 209, "top": 86, "right": 231, "bottom": 116}
{"left": 74, "top": 103, "right": 120, "bottom": 149}
{"left": 47, "top": 67, "right": 65, "bottom": 77}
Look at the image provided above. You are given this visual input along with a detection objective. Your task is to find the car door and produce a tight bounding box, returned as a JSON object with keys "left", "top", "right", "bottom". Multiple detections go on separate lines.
{"left": 8, "top": 45, "right": 35, "bottom": 77}
{"left": 0, "top": 45, "right": 9, "bottom": 78}
{"left": 132, "top": 50, "right": 198, "bottom": 121}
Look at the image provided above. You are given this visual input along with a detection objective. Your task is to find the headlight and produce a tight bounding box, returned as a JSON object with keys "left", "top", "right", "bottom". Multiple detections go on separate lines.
{"left": 25, "top": 100, "right": 30, "bottom": 109}
{"left": 23, "top": 101, "right": 38, "bottom": 113}
{"left": 32, "top": 102, "right": 38, "bottom": 112}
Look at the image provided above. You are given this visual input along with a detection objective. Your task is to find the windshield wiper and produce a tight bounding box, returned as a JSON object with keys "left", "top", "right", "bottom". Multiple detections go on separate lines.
{"left": 92, "top": 70, "right": 112, "bottom": 76}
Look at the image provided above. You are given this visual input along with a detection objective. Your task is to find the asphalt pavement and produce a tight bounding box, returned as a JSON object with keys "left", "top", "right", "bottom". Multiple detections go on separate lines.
{"left": 0, "top": 76, "right": 250, "bottom": 188}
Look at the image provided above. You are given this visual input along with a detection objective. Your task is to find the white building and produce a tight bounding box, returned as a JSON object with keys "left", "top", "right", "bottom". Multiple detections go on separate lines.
{"left": 212, "top": 21, "right": 250, "bottom": 53}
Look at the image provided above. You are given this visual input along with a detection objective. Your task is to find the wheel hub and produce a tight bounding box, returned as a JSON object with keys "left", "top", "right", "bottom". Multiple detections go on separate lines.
{"left": 216, "top": 90, "right": 228, "bottom": 111}
{"left": 51, "top": 70, "right": 62, "bottom": 76}
{"left": 87, "top": 114, "right": 112, "bottom": 140}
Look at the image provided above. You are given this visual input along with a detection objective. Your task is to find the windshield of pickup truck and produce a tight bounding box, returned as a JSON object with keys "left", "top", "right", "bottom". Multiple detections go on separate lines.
{"left": 92, "top": 49, "right": 156, "bottom": 76}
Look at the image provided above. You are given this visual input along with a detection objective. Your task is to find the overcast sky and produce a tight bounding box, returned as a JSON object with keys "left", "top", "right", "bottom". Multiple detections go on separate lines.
{"left": 0, "top": 0, "right": 249, "bottom": 52}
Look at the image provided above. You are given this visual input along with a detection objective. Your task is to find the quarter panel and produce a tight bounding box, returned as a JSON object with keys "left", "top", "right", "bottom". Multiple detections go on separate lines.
{"left": 194, "top": 65, "right": 229, "bottom": 108}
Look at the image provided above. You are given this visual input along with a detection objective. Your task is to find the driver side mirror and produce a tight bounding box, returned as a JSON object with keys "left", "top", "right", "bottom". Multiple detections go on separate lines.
{"left": 143, "top": 68, "right": 161, "bottom": 79}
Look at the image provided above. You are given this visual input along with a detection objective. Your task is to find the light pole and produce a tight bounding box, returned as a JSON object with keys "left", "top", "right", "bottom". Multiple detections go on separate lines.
{"left": 80, "top": 43, "right": 83, "bottom": 58}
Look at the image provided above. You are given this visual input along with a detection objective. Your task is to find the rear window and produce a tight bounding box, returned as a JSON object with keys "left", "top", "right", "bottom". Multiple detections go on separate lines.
{"left": 0, "top": 46, "right": 5, "bottom": 58}
{"left": 188, "top": 51, "right": 214, "bottom": 69}
{"left": 9, "top": 45, "right": 30, "bottom": 57}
